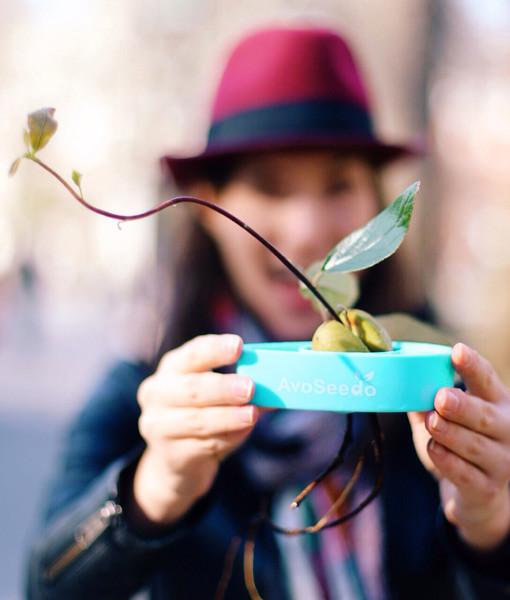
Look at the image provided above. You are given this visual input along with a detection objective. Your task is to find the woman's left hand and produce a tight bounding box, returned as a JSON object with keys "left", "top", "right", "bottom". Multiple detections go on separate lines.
{"left": 408, "top": 342, "right": 510, "bottom": 550}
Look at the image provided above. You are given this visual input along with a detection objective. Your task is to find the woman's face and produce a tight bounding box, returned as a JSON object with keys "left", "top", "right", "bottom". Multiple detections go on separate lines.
{"left": 198, "top": 150, "right": 380, "bottom": 340}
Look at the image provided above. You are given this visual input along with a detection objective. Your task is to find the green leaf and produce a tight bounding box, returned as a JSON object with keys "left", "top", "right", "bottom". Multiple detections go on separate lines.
{"left": 72, "top": 170, "right": 82, "bottom": 188}
{"left": 299, "top": 260, "right": 359, "bottom": 312}
{"left": 27, "top": 107, "right": 58, "bottom": 153}
{"left": 321, "top": 181, "right": 420, "bottom": 273}
{"left": 8, "top": 157, "right": 22, "bottom": 177}
{"left": 23, "top": 129, "right": 30, "bottom": 150}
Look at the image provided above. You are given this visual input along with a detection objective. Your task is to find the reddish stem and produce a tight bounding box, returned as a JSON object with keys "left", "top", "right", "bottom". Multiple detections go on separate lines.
{"left": 31, "top": 156, "right": 340, "bottom": 321}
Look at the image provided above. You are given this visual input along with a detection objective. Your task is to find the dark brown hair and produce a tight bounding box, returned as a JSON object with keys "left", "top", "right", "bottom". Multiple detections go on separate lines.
{"left": 152, "top": 159, "right": 419, "bottom": 367}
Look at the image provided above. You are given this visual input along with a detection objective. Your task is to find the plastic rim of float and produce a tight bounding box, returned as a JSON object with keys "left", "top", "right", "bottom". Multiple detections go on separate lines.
{"left": 236, "top": 341, "right": 454, "bottom": 412}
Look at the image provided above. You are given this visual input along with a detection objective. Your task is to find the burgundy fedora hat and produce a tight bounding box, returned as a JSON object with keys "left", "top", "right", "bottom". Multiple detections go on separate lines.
{"left": 162, "top": 27, "right": 419, "bottom": 185}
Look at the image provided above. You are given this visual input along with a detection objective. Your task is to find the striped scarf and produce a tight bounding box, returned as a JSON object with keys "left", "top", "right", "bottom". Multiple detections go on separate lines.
{"left": 273, "top": 478, "right": 385, "bottom": 600}
{"left": 214, "top": 299, "right": 386, "bottom": 599}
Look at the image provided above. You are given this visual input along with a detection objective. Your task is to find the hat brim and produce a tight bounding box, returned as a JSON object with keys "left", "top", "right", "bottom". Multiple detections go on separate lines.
{"left": 161, "top": 135, "right": 423, "bottom": 187}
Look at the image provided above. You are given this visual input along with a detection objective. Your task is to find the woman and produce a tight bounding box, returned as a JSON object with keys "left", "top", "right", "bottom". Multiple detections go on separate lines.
{"left": 26, "top": 27, "right": 510, "bottom": 599}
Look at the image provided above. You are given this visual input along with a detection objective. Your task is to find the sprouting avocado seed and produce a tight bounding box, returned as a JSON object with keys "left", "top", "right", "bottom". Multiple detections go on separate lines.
{"left": 312, "top": 320, "right": 369, "bottom": 352}
{"left": 339, "top": 309, "right": 392, "bottom": 352}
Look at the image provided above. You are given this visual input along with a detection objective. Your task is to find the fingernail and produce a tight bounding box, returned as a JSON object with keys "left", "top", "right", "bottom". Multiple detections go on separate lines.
{"left": 231, "top": 377, "right": 253, "bottom": 400}
{"left": 453, "top": 343, "right": 470, "bottom": 366}
{"left": 440, "top": 389, "right": 458, "bottom": 413}
{"left": 430, "top": 412, "right": 447, "bottom": 433}
{"left": 224, "top": 335, "right": 241, "bottom": 355}
{"left": 238, "top": 405, "right": 255, "bottom": 425}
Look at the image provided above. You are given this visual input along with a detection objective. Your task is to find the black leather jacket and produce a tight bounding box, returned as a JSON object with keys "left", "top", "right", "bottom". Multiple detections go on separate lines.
{"left": 26, "top": 362, "right": 510, "bottom": 599}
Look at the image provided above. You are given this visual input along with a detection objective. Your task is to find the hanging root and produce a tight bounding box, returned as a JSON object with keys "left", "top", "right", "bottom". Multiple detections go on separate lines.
{"left": 241, "top": 414, "right": 385, "bottom": 598}
{"left": 302, "top": 454, "right": 364, "bottom": 533}
{"left": 290, "top": 413, "right": 353, "bottom": 509}
{"left": 318, "top": 412, "right": 384, "bottom": 530}
{"left": 214, "top": 536, "right": 242, "bottom": 600}
{"left": 243, "top": 517, "right": 264, "bottom": 600}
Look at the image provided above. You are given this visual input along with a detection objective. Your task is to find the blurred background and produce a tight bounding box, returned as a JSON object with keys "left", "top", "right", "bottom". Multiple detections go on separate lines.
{"left": 1, "top": 0, "right": 510, "bottom": 598}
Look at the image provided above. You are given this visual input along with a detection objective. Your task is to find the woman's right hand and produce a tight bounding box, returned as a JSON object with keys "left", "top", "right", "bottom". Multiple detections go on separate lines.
{"left": 128, "top": 334, "right": 258, "bottom": 531}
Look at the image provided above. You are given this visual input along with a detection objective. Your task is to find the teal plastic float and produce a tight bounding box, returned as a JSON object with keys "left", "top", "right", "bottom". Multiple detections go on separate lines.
{"left": 237, "top": 341, "right": 454, "bottom": 412}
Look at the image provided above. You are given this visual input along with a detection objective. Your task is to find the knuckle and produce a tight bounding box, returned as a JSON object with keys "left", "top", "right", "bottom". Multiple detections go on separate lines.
{"left": 480, "top": 353, "right": 493, "bottom": 376}
{"left": 137, "top": 413, "right": 153, "bottom": 440}
{"left": 484, "top": 368, "right": 496, "bottom": 391}
{"left": 199, "top": 333, "right": 230, "bottom": 359}
{"left": 466, "top": 432, "right": 486, "bottom": 459}
{"left": 194, "top": 334, "right": 216, "bottom": 354}
{"left": 182, "top": 375, "right": 200, "bottom": 403}
{"left": 203, "top": 438, "right": 221, "bottom": 457}
{"left": 195, "top": 333, "right": 215, "bottom": 344}
{"left": 173, "top": 335, "right": 214, "bottom": 370}
{"left": 184, "top": 344, "right": 201, "bottom": 368}
{"left": 444, "top": 501, "right": 460, "bottom": 526}
{"left": 137, "top": 377, "right": 153, "bottom": 408}
{"left": 479, "top": 403, "right": 495, "bottom": 434}
{"left": 457, "top": 468, "right": 473, "bottom": 489}
{"left": 482, "top": 481, "right": 500, "bottom": 503}
{"left": 189, "top": 409, "right": 206, "bottom": 437}
{"left": 159, "top": 350, "right": 178, "bottom": 372}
